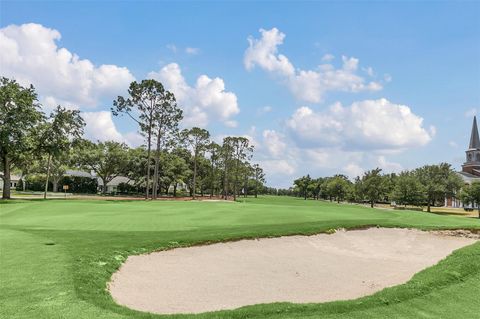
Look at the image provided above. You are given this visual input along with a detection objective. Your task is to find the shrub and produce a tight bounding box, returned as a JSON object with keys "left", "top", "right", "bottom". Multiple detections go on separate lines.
{"left": 117, "top": 182, "right": 141, "bottom": 195}
{"left": 59, "top": 176, "right": 98, "bottom": 194}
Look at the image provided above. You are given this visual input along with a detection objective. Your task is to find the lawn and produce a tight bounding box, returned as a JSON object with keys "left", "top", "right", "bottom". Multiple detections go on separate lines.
{"left": 1, "top": 196, "right": 479, "bottom": 319}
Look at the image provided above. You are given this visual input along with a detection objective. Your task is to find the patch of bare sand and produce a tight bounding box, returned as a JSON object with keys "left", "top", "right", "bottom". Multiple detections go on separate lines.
{"left": 108, "top": 228, "right": 477, "bottom": 314}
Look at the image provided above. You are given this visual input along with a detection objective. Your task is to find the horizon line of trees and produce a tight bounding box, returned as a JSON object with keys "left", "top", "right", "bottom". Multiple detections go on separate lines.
{"left": 1, "top": 77, "right": 266, "bottom": 200}
{"left": 291, "top": 164, "right": 478, "bottom": 215}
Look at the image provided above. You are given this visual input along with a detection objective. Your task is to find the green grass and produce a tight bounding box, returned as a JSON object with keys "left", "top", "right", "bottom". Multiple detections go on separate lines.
{"left": 1, "top": 196, "right": 479, "bottom": 319}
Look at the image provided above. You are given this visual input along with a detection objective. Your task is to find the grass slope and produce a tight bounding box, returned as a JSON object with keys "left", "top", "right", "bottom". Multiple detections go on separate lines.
{"left": 1, "top": 196, "right": 479, "bottom": 319}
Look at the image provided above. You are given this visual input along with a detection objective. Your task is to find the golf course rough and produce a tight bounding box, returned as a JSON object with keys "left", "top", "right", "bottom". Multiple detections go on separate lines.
{"left": 1, "top": 196, "right": 480, "bottom": 319}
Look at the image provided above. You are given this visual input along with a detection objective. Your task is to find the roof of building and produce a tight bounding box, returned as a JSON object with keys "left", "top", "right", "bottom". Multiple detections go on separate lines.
{"left": 97, "top": 176, "right": 132, "bottom": 186}
{"left": 0, "top": 173, "right": 22, "bottom": 181}
{"left": 65, "top": 170, "right": 94, "bottom": 178}
{"left": 469, "top": 116, "right": 480, "bottom": 150}
{"left": 457, "top": 171, "right": 480, "bottom": 184}
{"left": 65, "top": 170, "right": 132, "bottom": 186}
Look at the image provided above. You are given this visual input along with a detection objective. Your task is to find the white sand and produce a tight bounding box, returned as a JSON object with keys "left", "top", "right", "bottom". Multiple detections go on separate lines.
{"left": 108, "top": 228, "right": 476, "bottom": 314}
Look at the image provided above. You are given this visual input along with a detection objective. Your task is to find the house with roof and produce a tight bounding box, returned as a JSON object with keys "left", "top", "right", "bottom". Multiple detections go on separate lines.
{"left": 0, "top": 169, "right": 185, "bottom": 195}
{"left": 65, "top": 170, "right": 134, "bottom": 194}
{"left": 97, "top": 176, "right": 133, "bottom": 194}
{"left": 0, "top": 174, "right": 22, "bottom": 191}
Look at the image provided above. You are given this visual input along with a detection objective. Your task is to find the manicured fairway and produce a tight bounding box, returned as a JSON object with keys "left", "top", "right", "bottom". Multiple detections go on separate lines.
{"left": 1, "top": 197, "right": 479, "bottom": 319}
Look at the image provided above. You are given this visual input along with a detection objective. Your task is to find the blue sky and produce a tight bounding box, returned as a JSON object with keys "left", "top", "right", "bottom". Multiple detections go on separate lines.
{"left": 1, "top": 1, "right": 479, "bottom": 187}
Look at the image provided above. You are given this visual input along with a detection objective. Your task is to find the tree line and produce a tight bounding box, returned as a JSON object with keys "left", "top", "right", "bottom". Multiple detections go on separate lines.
{"left": 292, "top": 164, "right": 472, "bottom": 213}
{"left": 0, "top": 77, "right": 266, "bottom": 200}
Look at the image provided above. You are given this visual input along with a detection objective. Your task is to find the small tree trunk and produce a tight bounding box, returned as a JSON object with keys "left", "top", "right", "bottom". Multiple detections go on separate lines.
{"left": 52, "top": 180, "right": 58, "bottom": 193}
{"left": 173, "top": 183, "right": 177, "bottom": 197}
{"left": 102, "top": 177, "right": 108, "bottom": 195}
{"left": 233, "top": 160, "right": 238, "bottom": 201}
{"left": 193, "top": 153, "right": 197, "bottom": 199}
{"left": 145, "top": 132, "right": 152, "bottom": 200}
{"left": 152, "top": 155, "right": 159, "bottom": 199}
{"left": 371, "top": 200, "right": 374, "bottom": 208}
{"left": 2, "top": 154, "right": 11, "bottom": 199}
{"left": 210, "top": 159, "right": 214, "bottom": 199}
{"left": 223, "top": 165, "right": 228, "bottom": 200}
{"left": 244, "top": 175, "right": 248, "bottom": 198}
{"left": 44, "top": 154, "right": 52, "bottom": 199}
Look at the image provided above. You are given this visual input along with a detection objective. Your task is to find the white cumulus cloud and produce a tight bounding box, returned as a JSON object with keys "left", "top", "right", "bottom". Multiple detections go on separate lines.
{"left": 250, "top": 123, "right": 411, "bottom": 187}
{"left": 148, "top": 63, "right": 240, "bottom": 127}
{"left": 82, "top": 111, "right": 142, "bottom": 147}
{"left": 262, "top": 129, "right": 287, "bottom": 158}
{"left": 286, "top": 98, "right": 433, "bottom": 151}
{"left": 343, "top": 163, "right": 364, "bottom": 178}
{"left": 244, "top": 28, "right": 382, "bottom": 103}
{"left": 83, "top": 111, "right": 124, "bottom": 142}
{"left": 244, "top": 28, "right": 295, "bottom": 76}
{"left": 258, "top": 159, "right": 296, "bottom": 177}
{"left": 376, "top": 156, "right": 403, "bottom": 173}
{"left": 0, "top": 23, "right": 135, "bottom": 109}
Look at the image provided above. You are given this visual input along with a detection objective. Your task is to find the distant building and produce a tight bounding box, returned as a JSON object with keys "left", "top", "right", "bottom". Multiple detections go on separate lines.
{"left": 65, "top": 170, "right": 133, "bottom": 193}
{"left": 0, "top": 174, "right": 22, "bottom": 190}
{"left": 97, "top": 175, "right": 133, "bottom": 194}
{"left": 460, "top": 116, "right": 480, "bottom": 177}
{"left": 446, "top": 116, "right": 480, "bottom": 207}
{"left": 65, "top": 169, "right": 94, "bottom": 179}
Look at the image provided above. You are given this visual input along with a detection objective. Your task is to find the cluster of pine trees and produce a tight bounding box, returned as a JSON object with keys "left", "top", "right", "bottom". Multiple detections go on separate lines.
{"left": 0, "top": 77, "right": 266, "bottom": 200}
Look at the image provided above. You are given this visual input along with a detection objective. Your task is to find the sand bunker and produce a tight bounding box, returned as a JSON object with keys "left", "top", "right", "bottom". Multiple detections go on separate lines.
{"left": 108, "top": 228, "right": 476, "bottom": 314}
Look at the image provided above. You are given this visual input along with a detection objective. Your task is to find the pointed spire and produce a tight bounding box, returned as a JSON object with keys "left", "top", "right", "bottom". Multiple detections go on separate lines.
{"left": 469, "top": 116, "right": 480, "bottom": 149}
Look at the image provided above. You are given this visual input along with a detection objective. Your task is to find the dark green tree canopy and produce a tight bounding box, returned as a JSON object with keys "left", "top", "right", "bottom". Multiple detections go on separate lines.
{"left": 415, "top": 163, "right": 463, "bottom": 212}
{"left": 37, "top": 105, "right": 85, "bottom": 157}
{"left": 113, "top": 79, "right": 182, "bottom": 199}
{"left": 73, "top": 140, "right": 130, "bottom": 194}
{"left": 392, "top": 171, "right": 426, "bottom": 207}
{"left": 112, "top": 79, "right": 172, "bottom": 127}
{"left": 0, "top": 78, "right": 44, "bottom": 199}
{"left": 181, "top": 127, "right": 211, "bottom": 199}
